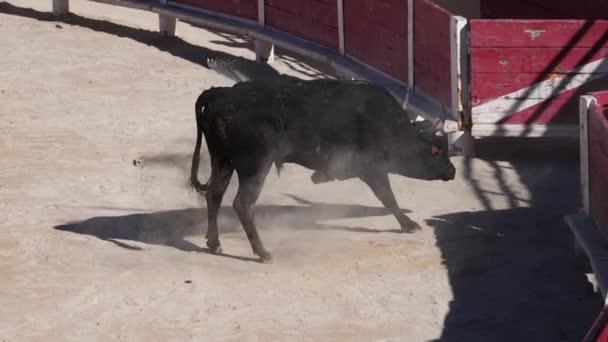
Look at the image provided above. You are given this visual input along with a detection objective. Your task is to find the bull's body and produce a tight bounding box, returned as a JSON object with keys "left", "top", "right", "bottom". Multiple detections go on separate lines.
{"left": 191, "top": 79, "right": 455, "bottom": 261}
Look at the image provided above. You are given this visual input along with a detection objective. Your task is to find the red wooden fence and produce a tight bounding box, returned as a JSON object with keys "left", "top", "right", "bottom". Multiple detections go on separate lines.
{"left": 480, "top": 0, "right": 608, "bottom": 20}
{"left": 265, "top": 0, "right": 339, "bottom": 50}
{"left": 470, "top": 19, "right": 608, "bottom": 125}
{"left": 343, "top": 0, "right": 408, "bottom": 82}
{"left": 172, "top": 0, "right": 258, "bottom": 21}
{"left": 589, "top": 91, "right": 608, "bottom": 236}
{"left": 169, "top": 0, "right": 462, "bottom": 113}
{"left": 413, "top": 0, "right": 452, "bottom": 105}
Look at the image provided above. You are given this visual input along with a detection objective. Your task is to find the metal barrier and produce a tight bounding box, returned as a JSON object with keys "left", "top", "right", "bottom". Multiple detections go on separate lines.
{"left": 568, "top": 90, "right": 608, "bottom": 342}
{"left": 50, "top": 0, "right": 475, "bottom": 156}
{"left": 565, "top": 91, "right": 608, "bottom": 300}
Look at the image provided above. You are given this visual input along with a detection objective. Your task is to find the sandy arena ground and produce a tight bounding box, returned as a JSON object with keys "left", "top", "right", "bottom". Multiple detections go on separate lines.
{"left": 0, "top": 1, "right": 604, "bottom": 341}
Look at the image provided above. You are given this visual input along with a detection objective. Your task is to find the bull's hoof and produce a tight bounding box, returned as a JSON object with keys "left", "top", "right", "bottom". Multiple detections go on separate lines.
{"left": 401, "top": 221, "right": 422, "bottom": 233}
{"left": 206, "top": 240, "right": 222, "bottom": 254}
{"left": 311, "top": 171, "right": 332, "bottom": 184}
{"left": 256, "top": 250, "right": 273, "bottom": 263}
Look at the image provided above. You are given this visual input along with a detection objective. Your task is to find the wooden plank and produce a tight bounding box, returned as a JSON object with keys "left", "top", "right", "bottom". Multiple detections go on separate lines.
{"left": 565, "top": 212, "right": 608, "bottom": 300}
{"left": 480, "top": 0, "right": 571, "bottom": 19}
{"left": 471, "top": 73, "right": 608, "bottom": 103}
{"left": 495, "top": 97, "right": 578, "bottom": 124}
{"left": 525, "top": 0, "right": 608, "bottom": 20}
{"left": 267, "top": 0, "right": 337, "bottom": 27}
{"left": 472, "top": 76, "right": 608, "bottom": 124}
{"left": 371, "top": 0, "right": 408, "bottom": 35}
{"left": 343, "top": 0, "right": 408, "bottom": 81}
{"left": 590, "top": 161, "right": 608, "bottom": 238}
{"left": 589, "top": 94, "right": 608, "bottom": 237}
{"left": 470, "top": 20, "right": 608, "bottom": 48}
{"left": 580, "top": 95, "right": 593, "bottom": 215}
{"left": 590, "top": 91, "right": 608, "bottom": 105}
{"left": 309, "top": 0, "right": 338, "bottom": 28}
{"left": 480, "top": 0, "right": 608, "bottom": 20}
{"left": 471, "top": 47, "right": 608, "bottom": 73}
{"left": 172, "top": 0, "right": 258, "bottom": 20}
{"left": 265, "top": 1, "right": 339, "bottom": 49}
{"left": 413, "top": 53, "right": 451, "bottom": 103}
{"left": 413, "top": 0, "right": 452, "bottom": 105}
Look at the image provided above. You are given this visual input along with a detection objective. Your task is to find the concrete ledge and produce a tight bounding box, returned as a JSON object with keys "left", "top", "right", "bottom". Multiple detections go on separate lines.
{"left": 565, "top": 212, "right": 608, "bottom": 302}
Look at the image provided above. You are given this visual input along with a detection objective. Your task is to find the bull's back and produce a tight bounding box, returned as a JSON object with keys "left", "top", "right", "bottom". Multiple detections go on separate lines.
{"left": 202, "top": 84, "right": 285, "bottom": 159}
{"left": 279, "top": 80, "right": 411, "bottom": 149}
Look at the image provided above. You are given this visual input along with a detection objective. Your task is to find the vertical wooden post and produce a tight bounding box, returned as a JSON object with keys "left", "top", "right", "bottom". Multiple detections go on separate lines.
{"left": 448, "top": 15, "right": 474, "bottom": 156}
{"left": 450, "top": 15, "right": 467, "bottom": 122}
{"left": 580, "top": 95, "right": 594, "bottom": 215}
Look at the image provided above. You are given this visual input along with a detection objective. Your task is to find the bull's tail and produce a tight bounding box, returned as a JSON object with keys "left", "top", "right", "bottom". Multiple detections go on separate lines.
{"left": 190, "top": 89, "right": 214, "bottom": 194}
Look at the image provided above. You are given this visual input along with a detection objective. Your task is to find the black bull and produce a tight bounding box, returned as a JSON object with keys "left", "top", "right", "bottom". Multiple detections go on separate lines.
{"left": 190, "top": 79, "right": 456, "bottom": 261}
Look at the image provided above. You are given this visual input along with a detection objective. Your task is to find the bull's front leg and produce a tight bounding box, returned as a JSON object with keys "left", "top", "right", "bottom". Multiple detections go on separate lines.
{"left": 360, "top": 172, "right": 422, "bottom": 233}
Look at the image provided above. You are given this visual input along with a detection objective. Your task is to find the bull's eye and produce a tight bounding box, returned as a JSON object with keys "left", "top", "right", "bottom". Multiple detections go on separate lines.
{"left": 432, "top": 146, "right": 441, "bottom": 154}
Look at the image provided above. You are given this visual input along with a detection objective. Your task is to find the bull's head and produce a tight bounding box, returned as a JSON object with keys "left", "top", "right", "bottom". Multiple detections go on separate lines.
{"left": 395, "top": 96, "right": 456, "bottom": 181}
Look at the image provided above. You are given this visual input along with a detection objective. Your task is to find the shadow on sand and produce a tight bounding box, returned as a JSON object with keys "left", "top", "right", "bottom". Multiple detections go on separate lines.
{"left": 7, "top": 2, "right": 602, "bottom": 338}
{"left": 54, "top": 195, "right": 408, "bottom": 260}
{"left": 429, "top": 137, "right": 603, "bottom": 341}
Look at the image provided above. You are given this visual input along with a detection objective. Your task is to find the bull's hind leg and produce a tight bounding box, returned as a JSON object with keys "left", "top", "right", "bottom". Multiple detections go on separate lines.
{"left": 361, "top": 172, "right": 422, "bottom": 233}
{"left": 205, "top": 157, "right": 234, "bottom": 254}
{"left": 233, "top": 160, "right": 273, "bottom": 262}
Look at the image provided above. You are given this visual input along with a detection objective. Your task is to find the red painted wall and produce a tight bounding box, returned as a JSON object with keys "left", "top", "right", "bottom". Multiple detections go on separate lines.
{"left": 344, "top": 0, "right": 408, "bottom": 82}
{"left": 480, "top": 0, "right": 608, "bottom": 19}
{"left": 480, "top": 0, "right": 608, "bottom": 20}
{"left": 589, "top": 91, "right": 608, "bottom": 236}
{"left": 265, "top": 0, "right": 339, "bottom": 49}
{"left": 413, "top": 0, "right": 452, "bottom": 105}
{"left": 172, "top": 0, "right": 258, "bottom": 21}
{"left": 470, "top": 20, "right": 608, "bottom": 124}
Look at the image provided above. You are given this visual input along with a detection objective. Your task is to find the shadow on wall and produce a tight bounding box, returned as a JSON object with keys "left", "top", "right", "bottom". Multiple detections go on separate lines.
{"left": 429, "top": 137, "right": 603, "bottom": 341}
{"left": 0, "top": 2, "right": 332, "bottom": 83}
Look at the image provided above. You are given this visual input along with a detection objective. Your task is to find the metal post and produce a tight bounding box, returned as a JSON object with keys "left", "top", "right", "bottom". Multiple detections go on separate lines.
{"left": 159, "top": 14, "right": 176, "bottom": 36}
{"left": 407, "top": 0, "right": 414, "bottom": 87}
{"left": 257, "top": 0, "right": 265, "bottom": 26}
{"left": 255, "top": 40, "right": 275, "bottom": 64}
{"left": 52, "top": 0, "right": 69, "bottom": 16}
{"left": 157, "top": 0, "right": 176, "bottom": 36}
{"left": 337, "top": 0, "right": 345, "bottom": 55}
{"left": 255, "top": 0, "right": 274, "bottom": 64}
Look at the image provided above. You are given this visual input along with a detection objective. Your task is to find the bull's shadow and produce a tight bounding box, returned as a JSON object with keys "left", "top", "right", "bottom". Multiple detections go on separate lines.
{"left": 54, "top": 194, "right": 408, "bottom": 259}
